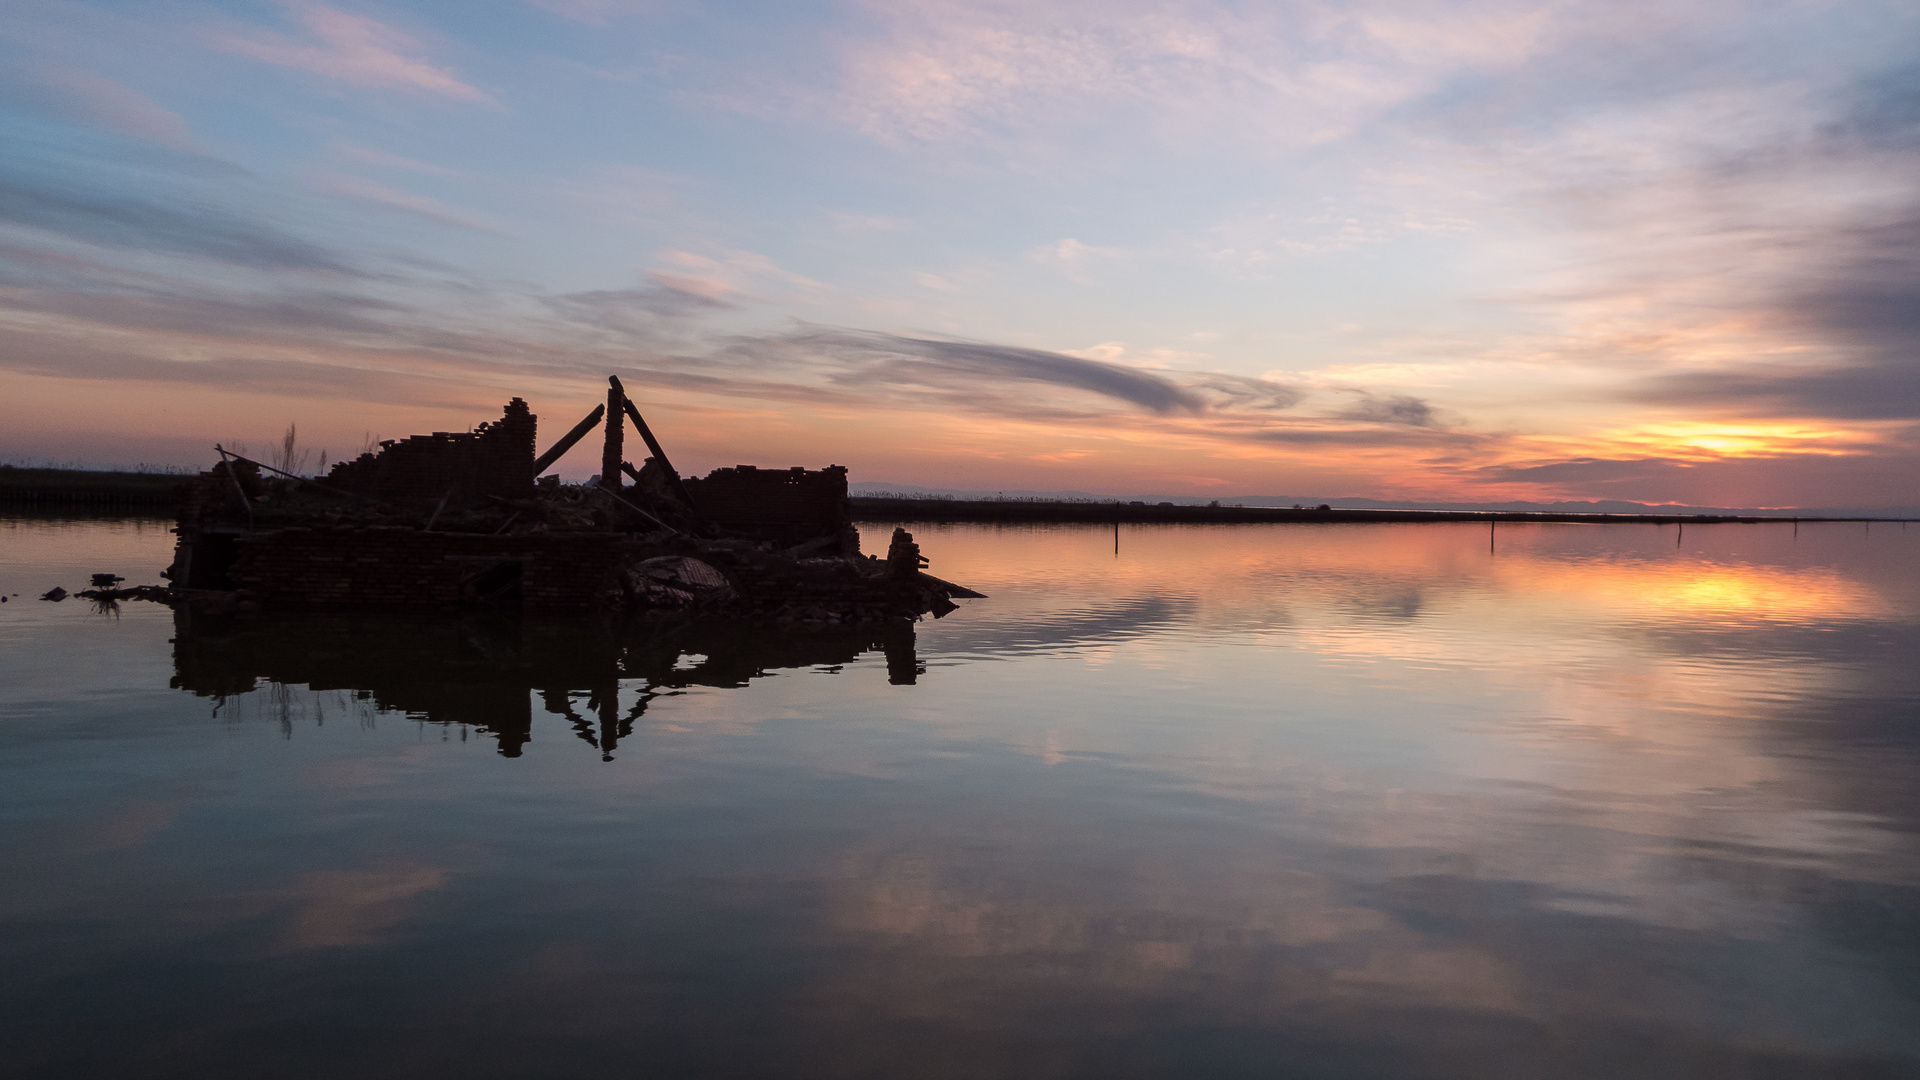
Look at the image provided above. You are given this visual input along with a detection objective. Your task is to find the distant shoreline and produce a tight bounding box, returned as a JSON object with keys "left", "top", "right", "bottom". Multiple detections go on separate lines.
{"left": 850, "top": 496, "right": 1915, "bottom": 526}
{"left": 3, "top": 468, "right": 1911, "bottom": 524}
{"left": 0, "top": 466, "right": 180, "bottom": 508}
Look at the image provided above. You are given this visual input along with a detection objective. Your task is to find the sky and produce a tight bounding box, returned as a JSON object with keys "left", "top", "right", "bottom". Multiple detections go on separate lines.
{"left": 1, "top": 0, "right": 1917, "bottom": 507}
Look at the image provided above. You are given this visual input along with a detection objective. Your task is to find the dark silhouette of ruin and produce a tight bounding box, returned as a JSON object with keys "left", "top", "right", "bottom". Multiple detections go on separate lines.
{"left": 164, "top": 377, "right": 979, "bottom": 623}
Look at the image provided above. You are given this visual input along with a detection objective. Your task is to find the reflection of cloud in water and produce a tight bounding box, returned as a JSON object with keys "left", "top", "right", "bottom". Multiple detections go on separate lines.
{"left": 70, "top": 799, "right": 177, "bottom": 852}
{"left": 272, "top": 864, "right": 448, "bottom": 952}
{"left": 778, "top": 806, "right": 1918, "bottom": 1071}
{"left": 887, "top": 526, "right": 1920, "bottom": 996}
{"left": 1500, "top": 560, "right": 1891, "bottom": 624}
{"left": 1343, "top": 584, "right": 1426, "bottom": 620}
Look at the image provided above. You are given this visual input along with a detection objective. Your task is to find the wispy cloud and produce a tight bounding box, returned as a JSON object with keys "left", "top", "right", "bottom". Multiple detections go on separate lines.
{"left": 2, "top": 286, "right": 411, "bottom": 340}
{"left": 332, "top": 142, "right": 463, "bottom": 176}
{"left": 0, "top": 174, "right": 356, "bottom": 272}
{"left": 312, "top": 172, "right": 502, "bottom": 232}
{"left": 0, "top": 333, "right": 481, "bottom": 408}
{"left": 1625, "top": 200, "right": 1920, "bottom": 422}
{"left": 1340, "top": 391, "right": 1436, "bottom": 427}
{"left": 622, "top": 248, "right": 825, "bottom": 307}
{"left": 521, "top": 0, "right": 659, "bottom": 27}
{"left": 1474, "top": 59, "right": 1920, "bottom": 429}
{"left": 827, "top": 0, "right": 1562, "bottom": 148}
{"left": 831, "top": 211, "right": 912, "bottom": 232}
{"left": 542, "top": 280, "right": 737, "bottom": 344}
{"left": 1027, "top": 238, "right": 1125, "bottom": 283}
{"left": 217, "top": 4, "right": 494, "bottom": 104}
{"left": 0, "top": 64, "right": 203, "bottom": 152}
{"left": 742, "top": 327, "right": 1207, "bottom": 415}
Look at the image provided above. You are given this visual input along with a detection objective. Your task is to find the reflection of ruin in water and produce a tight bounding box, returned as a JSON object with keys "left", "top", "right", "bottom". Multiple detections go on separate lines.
{"left": 169, "top": 608, "right": 921, "bottom": 760}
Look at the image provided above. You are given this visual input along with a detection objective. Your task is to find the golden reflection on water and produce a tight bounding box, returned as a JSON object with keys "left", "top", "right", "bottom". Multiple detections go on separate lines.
{"left": 898, "top": 521, "right": 1920, "bottom": 890}
{"left": 1501, "top": 559, "right": 1885, "bottom": 623}
{"left": 910, "top": 520, "right": 1894, "bottom": 624}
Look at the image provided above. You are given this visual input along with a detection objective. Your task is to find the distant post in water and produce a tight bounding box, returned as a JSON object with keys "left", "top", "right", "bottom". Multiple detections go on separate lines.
{"left": 602, "top": 381, "right": 625, "bottom": 491}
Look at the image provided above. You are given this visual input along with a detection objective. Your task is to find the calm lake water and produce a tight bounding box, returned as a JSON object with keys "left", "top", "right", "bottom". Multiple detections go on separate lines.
{"left": 3, "top": 516, "right": 1917, "bottom": 1078}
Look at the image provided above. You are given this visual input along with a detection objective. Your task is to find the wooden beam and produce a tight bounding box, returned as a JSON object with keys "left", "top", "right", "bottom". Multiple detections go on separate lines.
{"left": 594, "top": 483, "right": 678, "bottom": 534}
{"left": 215, "top": 447, "right": 378, "bottom": 503}
{"left": 608, "top": 375, "right": 697, "bottom": 509}
{"left": 601, "top": 382, "right": 624, "bottom": 491}
{"left": 212, "top": 446, "right": 254, "bottom": 528}
{"left": 531, "top": 404, "right": 603, "bottom": 476}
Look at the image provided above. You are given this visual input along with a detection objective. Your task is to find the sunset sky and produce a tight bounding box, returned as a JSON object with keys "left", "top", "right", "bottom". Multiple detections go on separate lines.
{"left": 2, "top": 0, "right": 1916, "bottom": 507}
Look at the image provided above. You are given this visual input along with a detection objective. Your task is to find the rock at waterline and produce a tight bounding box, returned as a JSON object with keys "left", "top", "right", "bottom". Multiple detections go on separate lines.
{"left": 41, "top": 587, "right": 67, "bottom": 601}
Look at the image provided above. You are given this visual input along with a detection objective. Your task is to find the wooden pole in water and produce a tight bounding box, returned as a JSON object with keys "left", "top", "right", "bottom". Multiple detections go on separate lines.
{"left": 601, "top": 383, "right": 624, "bottom": 492}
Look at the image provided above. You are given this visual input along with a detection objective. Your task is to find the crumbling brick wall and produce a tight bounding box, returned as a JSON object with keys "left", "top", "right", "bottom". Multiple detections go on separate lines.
{"left": 175, "top": 459, "right": 263, "bottom": 527}
{"left": 684, "top": 465, "right": 849, "bottom": 527}
{"left": 228, "top": 526, "right": 635, "bottom": 608}
{"left": 321, "top": 398, "right": 537, "bottom": 500}
{"left": 682, "top": 465, "right": 852, "bottom": 549}
{"left": 520, "top": 534, "right": 635, "bottom": 609}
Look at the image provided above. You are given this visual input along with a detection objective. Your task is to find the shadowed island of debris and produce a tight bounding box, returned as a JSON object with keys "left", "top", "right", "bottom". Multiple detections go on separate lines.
{"left": 153, "top": 376, "right": 981, "bottom": 626}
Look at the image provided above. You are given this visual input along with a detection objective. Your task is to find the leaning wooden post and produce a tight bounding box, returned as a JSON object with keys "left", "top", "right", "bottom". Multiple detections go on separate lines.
{"left": 531, "top": 404, "right": 604, "bottom": 476}
{"left": 608, "top": 374, "right": 697, "bottom": 510}
{"left": 601, "top": 380, "right": 624, "bottom": 491}
{"left": 213, "top": 445, "right": 255, "bottom": 529}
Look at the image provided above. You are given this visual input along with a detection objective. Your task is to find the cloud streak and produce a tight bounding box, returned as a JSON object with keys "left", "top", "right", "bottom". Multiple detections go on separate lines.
{"left": 1341, "top": 392, "right": 1436, "bottom": 427}
{"left": 312, "top": 173, "right": 501, "bottom": 232}
{"left": 1587, "top": 73, "right": 1920, "bottom": 425}
{"left": 827, "top": 0, "right": 1561, "bottom": 149}
{"left": 0, "top": 175, "right": 357, "bottom": 273}
{"left": 753, "top": 328, "right": 1207, "bottom": 414}
{"left": 217, "top": 4, "right": 494, "bottom": 104}
{"left": 0, "top": 65, "right": 202, "bottom": 152}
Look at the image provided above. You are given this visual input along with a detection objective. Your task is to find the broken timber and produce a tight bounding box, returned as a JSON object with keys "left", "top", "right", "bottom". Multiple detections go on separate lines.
{"left": 532, "top": 403, "right": 604, "bottom": 476}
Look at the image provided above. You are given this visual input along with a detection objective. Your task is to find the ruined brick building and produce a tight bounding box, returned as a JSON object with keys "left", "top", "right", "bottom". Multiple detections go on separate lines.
{"left": 167, "top": 382, "right": 976, "bottom": 622}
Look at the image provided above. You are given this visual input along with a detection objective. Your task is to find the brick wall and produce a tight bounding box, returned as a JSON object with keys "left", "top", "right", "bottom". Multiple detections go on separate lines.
{"left": 176, "top": 459, "right": 262, "bottom": 526}
{"left": 321, "top": 398, "right": 537, "bottom": 500}
{"left": 684, "top": 464, "right": 849, "bottom": 526}
{"left": 229, "top": 526, "right": 638, "bottom": 608}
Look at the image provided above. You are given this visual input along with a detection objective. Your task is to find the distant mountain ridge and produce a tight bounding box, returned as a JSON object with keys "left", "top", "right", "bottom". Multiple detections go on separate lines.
{"left": 849, "top": 482, "right": 1920, "bottom": 519}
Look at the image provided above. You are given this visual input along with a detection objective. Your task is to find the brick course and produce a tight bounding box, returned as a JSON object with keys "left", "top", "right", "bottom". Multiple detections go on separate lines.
{"left": 684, "top": 464, "right": 849, "bottom": 526}
{"left": 321, "top": 398, "right": 537, "bottom": 500}
{"left": 230, "top": 527, "right": 639, "bottom": 609}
